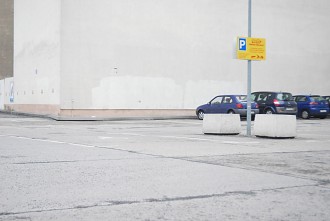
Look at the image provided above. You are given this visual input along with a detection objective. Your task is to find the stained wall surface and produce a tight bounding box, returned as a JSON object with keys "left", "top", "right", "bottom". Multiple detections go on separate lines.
{"left": 0, "top": 0, "right": 13, "bottom": 80}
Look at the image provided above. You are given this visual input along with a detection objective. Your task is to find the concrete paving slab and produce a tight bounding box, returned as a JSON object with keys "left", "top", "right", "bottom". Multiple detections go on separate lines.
{"left": 0, "top": 156, "right": 315, "bottom": 215}
{"left": 2, "top": 186, "right": 329, "bottom": 221}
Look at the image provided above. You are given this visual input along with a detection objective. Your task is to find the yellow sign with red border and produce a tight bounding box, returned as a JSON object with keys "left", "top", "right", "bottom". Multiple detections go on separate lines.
{"left": 237, "top": 37, "right": 266, "bottom": 60}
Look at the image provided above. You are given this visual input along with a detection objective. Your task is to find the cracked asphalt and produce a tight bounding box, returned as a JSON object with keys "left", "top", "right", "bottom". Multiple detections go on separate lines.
{"left": 1, "top": 113, "right": 330, "bottom": 220}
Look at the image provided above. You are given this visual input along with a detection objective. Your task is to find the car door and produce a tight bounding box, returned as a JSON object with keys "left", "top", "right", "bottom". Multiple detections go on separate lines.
{"left": 324, "top": 96, "right": 330, "bottom": 108}
{"left": 295, "top": 96, "right": 307, "bottom": 115}
{"left": 253, "top": 92, "right": 269, "bottom": 113}
{"left": 209, "top": 96, "right": 223, "bottom": 113}
{"left": 221, "top": 96, "right": 234, "bottom": 113}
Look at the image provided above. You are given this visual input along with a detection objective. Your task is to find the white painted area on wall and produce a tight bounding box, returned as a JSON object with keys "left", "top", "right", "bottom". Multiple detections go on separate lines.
{"left": 92, "top": 76, "right": 244, "bottom": 109}
{"left": 14, "top": 0, "right": 60, "bottom": 105}
{"left": 92, "top": 76, "right": 183, "bottom": 109}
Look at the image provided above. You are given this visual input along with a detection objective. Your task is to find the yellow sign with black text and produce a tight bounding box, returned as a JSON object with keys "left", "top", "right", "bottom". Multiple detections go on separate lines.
{"left": 237, "top": 37, "right": 266, "bottom": 60}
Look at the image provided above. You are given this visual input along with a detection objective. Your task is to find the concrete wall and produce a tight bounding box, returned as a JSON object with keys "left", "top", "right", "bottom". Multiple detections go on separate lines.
{"left": 60, "top": 0, "right": 247, "bottom": 110}
{"left": 0, "top": 79, "right": 4, "bottom": 109}
{"left": 0, "top": 0, "right": 14, "bottom": 80}
{"left": 59, "top": 0, "right": 330, "bottom": 111}
{"left": 13, "top": 0, "right": 61, "bottom": 114}
{"left": 251, "top": 0, "right": 330, "bottom": 95}
{"left": 12, "top": 0, "right": 330, "bottom": 116}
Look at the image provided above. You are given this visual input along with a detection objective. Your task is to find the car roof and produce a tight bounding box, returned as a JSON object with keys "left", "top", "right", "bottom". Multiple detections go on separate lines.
{"left": 293, "top": 95, "right": 321, "bottom": 97}
{"left": 214, "top": 95, "right": 246, "bottom": 97}
{"left": 252, "top": 91, "right": 291, "bottom": 94}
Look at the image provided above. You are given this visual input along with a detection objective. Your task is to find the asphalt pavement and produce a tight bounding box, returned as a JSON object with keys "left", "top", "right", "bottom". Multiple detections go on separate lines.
{"left": 0, "top": 113, "right": 330, "bottom": 220}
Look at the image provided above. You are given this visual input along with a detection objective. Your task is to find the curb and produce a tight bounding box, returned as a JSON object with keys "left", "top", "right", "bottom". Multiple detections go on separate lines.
{"left": 0, "top": 110, "right": 197, "bottom": 121}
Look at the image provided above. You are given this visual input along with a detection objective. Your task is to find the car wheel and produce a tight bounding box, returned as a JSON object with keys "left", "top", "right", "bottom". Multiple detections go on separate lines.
{"left": 319, "top": 116, "right": 326, "bottom": 119}
{"left": 265, "top": 109, "right": 274, "bottom": 114}
{"left": 197, "top": 110, "right": 205, "bottom": 120}
{"left": 301, "top": 110, "right": 310, "bottom": 119}
{"left": 228, "top": 110, "right": 235, "bottom": 114}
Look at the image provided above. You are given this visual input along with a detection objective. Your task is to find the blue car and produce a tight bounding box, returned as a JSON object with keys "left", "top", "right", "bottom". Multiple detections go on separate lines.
{"left": 293, "top": 95, "right": 329, "bottom": 119}
{"left": 322, "top": 96, "right": 330, "bottom": 110}
{"left": 196, "top": 95, "right": 259, "bottom": 120}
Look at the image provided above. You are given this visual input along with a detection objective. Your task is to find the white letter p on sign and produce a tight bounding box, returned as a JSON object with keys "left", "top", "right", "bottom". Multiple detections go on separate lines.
{"left": 239, "top": 39, "right": 246, "bottom": 50}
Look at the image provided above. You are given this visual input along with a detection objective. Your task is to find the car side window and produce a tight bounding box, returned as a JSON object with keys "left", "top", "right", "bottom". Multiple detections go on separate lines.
{"left": 222, "top": 96, "right": 233, "bottom": 104}
{"left": 267, "top": 93, "right": 273, "bottom": 101}
{"left": 251, "top": 94, "right": 257, "bottom": 101}
{"left": 211, "top": 96, "right": 223, "bottom": 105}
{"left": 297, "top": 96, "right": 307, "bottom": 102}
{"left": 257, "top": 93, "right": 268, "bottom": 102}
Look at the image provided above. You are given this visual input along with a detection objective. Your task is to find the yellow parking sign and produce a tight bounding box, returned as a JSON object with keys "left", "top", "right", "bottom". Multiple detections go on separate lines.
{"left": 237, "top": 37, "right": 266, "bottom": 60}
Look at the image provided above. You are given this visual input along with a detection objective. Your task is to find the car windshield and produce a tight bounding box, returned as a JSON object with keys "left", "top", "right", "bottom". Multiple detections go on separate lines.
{"left": 310, "top": 96, "right": 324, "bottom": 102}
{"left": 276, "top": 93, "right": 293, "bottom": 101}
{"left": 210, "top": 96, "right": 222, "bottom": 104}
{"left": 236, "top": 95, "right": 247, "bottom": 101}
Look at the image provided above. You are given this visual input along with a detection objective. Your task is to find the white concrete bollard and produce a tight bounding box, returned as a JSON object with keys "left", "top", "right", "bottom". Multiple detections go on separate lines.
{"left": 254, "top": 114, "right": 296, "bottom": 138}
{"left": 203, "top": 114, "right": 241, "bottom": 135}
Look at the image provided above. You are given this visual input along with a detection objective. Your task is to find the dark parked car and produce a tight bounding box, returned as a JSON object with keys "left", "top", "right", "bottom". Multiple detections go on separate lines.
{"left": 251, "top": 91, "right": 297, "bottom": 115}
{"left": 293, "top": 95, "right": 329, "bottom": 119}
{"left": 322, "top": 96, "right": 330, "bottom": 109}
{"left": 196, "top": 95, "right": 259, "bottom": 120}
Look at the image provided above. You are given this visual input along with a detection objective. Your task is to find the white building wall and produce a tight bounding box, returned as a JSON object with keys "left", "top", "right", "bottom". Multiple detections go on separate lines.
{"left": 12, "top": 0, "right": 330, "bottom": 115}
{"left": 13, "top": 0, "right": 61, "bottom": 110}
{"left": 60, "top": 0, "right": 330, "bottom": 110}
{"left": 252, "top": 0, "right": 330, "bottom": 94}
{"left": 60, "top": 0, "right": 248, "bottom": 109}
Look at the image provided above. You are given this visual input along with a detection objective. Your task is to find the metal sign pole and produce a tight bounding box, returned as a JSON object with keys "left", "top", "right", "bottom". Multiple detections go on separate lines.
{"left": 247, "top": 0, "right": 252, "bottom": 136}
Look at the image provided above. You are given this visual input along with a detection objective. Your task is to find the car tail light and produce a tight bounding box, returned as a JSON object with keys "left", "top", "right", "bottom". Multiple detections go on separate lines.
{"left": 309, "top": 102, "right": 318, "bottom": 105}
{"left": 236, "top": 103, "right": 243, "bottom": 109}
{"left": 273, "top": 99, "right": 280, "bottom": 107}
{"left": 256, "top": 104, "right": 259, "bottom": 108}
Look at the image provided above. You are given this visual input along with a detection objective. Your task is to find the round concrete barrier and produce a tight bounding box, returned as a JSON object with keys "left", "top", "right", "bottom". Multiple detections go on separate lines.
{"left": 203, "top": 114, "right": 241, "bottom": 135}
{"left": 254, "top": 114, "right": 296, "bottom": 138}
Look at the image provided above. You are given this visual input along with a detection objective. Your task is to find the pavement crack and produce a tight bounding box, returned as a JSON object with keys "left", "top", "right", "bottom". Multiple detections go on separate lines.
{"left": 144, "top": 191, "right": 256, "bottom": 203}
{"left": 13, "top": 160, "right": 80, "bottom": 165}
{"left": 10, "top": 157, "right": 154, "bottom": 165}
{"left": 0, "top": 186, "right": 317, "bottom": 217}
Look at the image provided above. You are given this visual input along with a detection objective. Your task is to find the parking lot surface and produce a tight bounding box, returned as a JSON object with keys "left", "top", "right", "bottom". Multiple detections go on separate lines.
{"left": 1, "top": 113, "right": 330, "bottom": 220}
